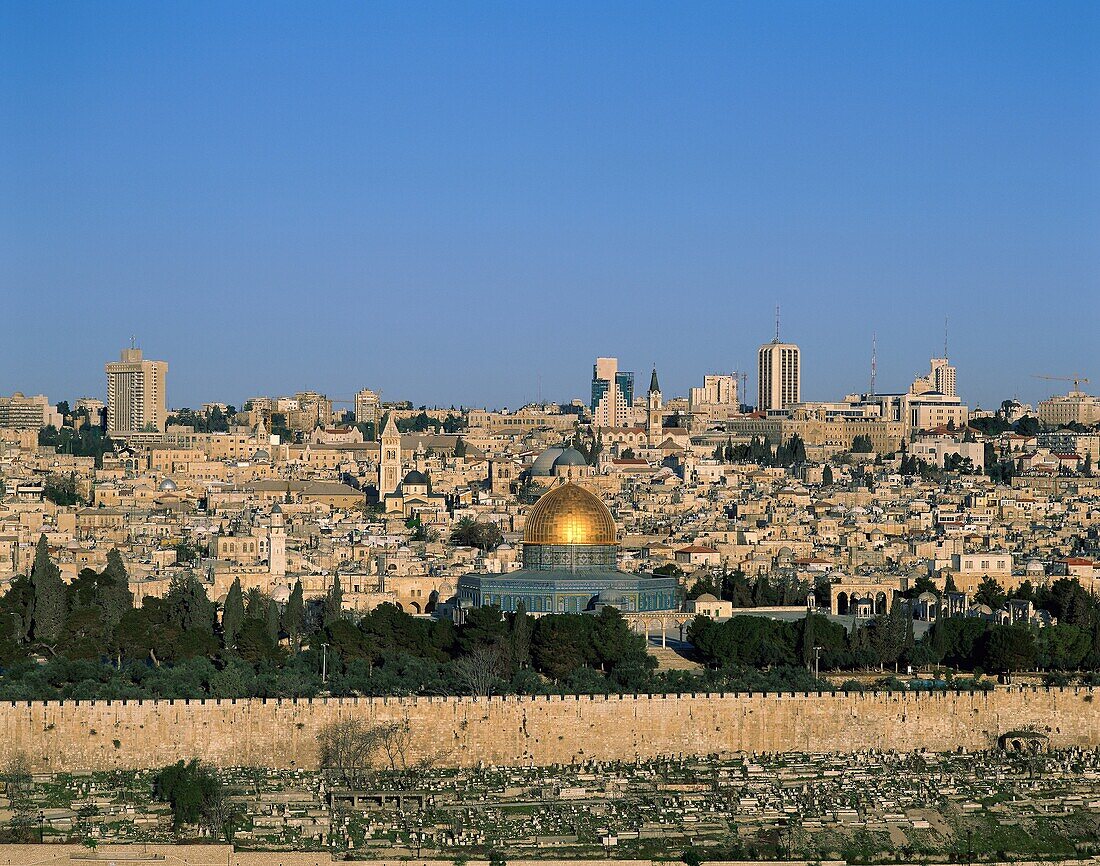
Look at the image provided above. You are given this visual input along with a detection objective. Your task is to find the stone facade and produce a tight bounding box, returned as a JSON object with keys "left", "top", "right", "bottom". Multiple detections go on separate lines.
{"left": 1, "top": 690, "right": 1098, "bottom": 774}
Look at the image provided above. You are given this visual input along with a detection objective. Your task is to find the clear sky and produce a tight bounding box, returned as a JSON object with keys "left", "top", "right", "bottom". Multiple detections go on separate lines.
{"left": 2, "top": 1, "right": 1098, "bottom": 411}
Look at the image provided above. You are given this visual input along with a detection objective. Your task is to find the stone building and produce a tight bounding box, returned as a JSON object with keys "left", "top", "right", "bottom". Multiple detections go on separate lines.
{"left": 456, "top": 480, "right": 679, "bottom": 615}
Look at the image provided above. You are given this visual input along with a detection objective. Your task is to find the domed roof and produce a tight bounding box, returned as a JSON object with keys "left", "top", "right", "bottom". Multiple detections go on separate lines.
{"left": 402, "top": 469, "right": 429, "bottom": 486}
{"left": 552, "top": 447, "right": 588, "bottom": 468}
{"left": 252, "top": 448, "right": 270, "bottom": 462}
{"left": 158, "top": 477, "right": 178, "bottom": 492}
{"left": 530, "top": 447, "right": 565, "bottom": 477}
{"left": 695, "top": 592, "right": 718, "bottom": 602}
{"left": 524, "top": 481, "right": 617, "bottom": 546}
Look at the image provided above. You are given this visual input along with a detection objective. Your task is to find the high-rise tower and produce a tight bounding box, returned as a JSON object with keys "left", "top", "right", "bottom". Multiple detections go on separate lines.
{"left": 591, "top": 357, "right": 634, "bottom": 428}
{"left": 757, "top": 315, "right": 800, "bottom": 412}
{"left": 105, "top": 346, "right": 168, "bottom": 435}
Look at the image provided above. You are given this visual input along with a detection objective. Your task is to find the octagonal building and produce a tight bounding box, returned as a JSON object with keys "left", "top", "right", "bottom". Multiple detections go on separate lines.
{"left": 455, "top": 481, "right": 680, "bottom": 614}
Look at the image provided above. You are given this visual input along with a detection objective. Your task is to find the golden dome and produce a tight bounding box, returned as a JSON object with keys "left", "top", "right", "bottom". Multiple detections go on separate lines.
{"left": 524, "top": 481, "right": 617, "bottom": 546}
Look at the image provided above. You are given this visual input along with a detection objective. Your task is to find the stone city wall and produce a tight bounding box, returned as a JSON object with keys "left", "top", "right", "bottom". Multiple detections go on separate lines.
{"left": 0, "top": 689, "right": 1097, "bottom": 773}
{"left": 0, "top": 848, "right": 1097, "bottom": 866}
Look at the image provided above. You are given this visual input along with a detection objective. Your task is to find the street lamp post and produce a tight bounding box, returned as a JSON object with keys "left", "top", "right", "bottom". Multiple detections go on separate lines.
{"left": 321, "top": 642, "right": 329, "bottom": 684}
{"left": 813, "top": 645, "right": 823, "bottom": 681}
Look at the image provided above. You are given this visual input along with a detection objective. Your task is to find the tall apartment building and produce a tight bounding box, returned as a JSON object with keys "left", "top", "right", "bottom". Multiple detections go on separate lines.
{"left": 293, "top": 391, "right": 332, "bottom": 427}
{"left": 690, "top": 374, "right": 737, "bottom": 410}
{"left": 689, "top": 374, "right": 740, "bottom": 429}
{"left": 591, "top": 357, "right": 634, "bottom": 428}
{"left": 850, "top": 356, "right": 968, "bottom": 435}
{"left": 355, "top": 388, "right": 381, "bottom": 428}
{"left": 0, "top": 393, "right": 62, "bottom": 429}
{"left": 912, "top": 357, "right": 957, "bottom": 398}
{"left": 757, "top": 340, "right": 800, "bottom": 412}
{"left": 105, "top": 347, "right": 168, "bottom": 435}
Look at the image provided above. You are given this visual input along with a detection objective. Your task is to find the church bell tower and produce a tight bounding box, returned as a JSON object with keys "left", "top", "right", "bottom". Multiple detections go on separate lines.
{"left": 379, "top": 413, "right": 402, "bottom": 495}
{"left": 646, "top": 366, "right": 663, "bottom": 447}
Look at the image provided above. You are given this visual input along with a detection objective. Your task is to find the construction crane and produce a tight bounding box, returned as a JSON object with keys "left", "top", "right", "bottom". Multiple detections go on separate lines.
{"left": 1032, "top": 374, "right": 1090, "bottom": 394}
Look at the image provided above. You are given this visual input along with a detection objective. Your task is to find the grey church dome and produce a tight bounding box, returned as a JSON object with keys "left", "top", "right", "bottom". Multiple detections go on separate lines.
{"left": 530, "top": 447, "right": 565, "bottom": 477}
{"left": 552, "top": 448, "right": 588, "bottom": 468}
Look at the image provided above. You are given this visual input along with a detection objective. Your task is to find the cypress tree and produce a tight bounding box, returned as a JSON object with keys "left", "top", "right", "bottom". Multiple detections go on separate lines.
{"left": 903, "top": 605, "right": 916, "bottom": 660}
{"left": 222, "top": 577, "right": 245, "bottom": 648}
{"left": 323, "top": 574, "right": 343, "bottom": 624}
{"left": 265, "top": 598, "right": 280, "bottom": 642}
{"left": 245, "top": 587, "right": 266, "bottom": 620}
{"left": 283, "top": 579, "right": 305, "bottom": 647}
{"left": 801, "top": 613, "right": 817, "bottom": 669}
{"left": 100, "top": 547, "right": 133, "bottom": 634}
{"left": 30, "top": 535, "right": 66, "bottom": 645}
{"left": 164, "top": 573, "right": 216, "bottom": 634}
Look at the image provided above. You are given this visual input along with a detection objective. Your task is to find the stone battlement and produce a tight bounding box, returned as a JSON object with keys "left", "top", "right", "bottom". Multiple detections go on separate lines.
{"left": 0, "top": 688, "right": 1096, "bottom": 772}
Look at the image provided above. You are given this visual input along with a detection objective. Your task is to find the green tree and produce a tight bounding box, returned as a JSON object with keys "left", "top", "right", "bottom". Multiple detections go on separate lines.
{"left": 43, "top": 473, "right": 82, "bottom": 506}
{"left": 163, "top": 573, "right": 216, "bottom": 635}
{"left": 1, "top": 752, "right": 37, "bottom": 841}
{"left": 100, "top": 548, "right": 133, "bottom": 634}
{"left": 449, "top": 517, "right": 504, "bottom": 551}
{"left": 800, "top": 612, "right": 817, "bottom": 668}
{"left": 821, "top": 464, "right": 833, "bottom": 485}
{"left": 283, "top": 580, "right": 305, "bottom": 648}
{"left": 592, "top": 606, "right": 651, "bottom": 676}
{"left": 221, "top": 578, "right": 245, "bottom": 648}
{"left": 323, "top": 575, "right": 344, "bottom": 625}
{"left": 1014, "top": 416, "right": 1040, "bottom": 437}
{"left": 1037, "top": 624, "right": 1090, "bottom": 671}
{"left": 244, "top": 588, "right": 267, "bottom": 620}
{"left": 851, "top": 434, "right": 874, "bottom": 453}
{"left": 153, "top": 759, "right": 225, "bottom": 832}
{"left": 979, "top": 624, "right": 1037, "bottom": 673}
{"left": 30, "top": 535, "right": 66, "bottom": 646}
{"left": 459, "top": 605, "right": 507, "bottom": 654}
{"left": 507, "top": 602, "right": 533, "bottom": 671}
{"left": 532, "top": 614, "right": 595, "bottom": 680}
{"left": 265, "top": 598, "right": 280, "bottom": 642}
{"left": 236, "top": 618, "right": 282, "bottom": 664}
{"left": 974, "top": 576, "right": 1006, "bottom": 610}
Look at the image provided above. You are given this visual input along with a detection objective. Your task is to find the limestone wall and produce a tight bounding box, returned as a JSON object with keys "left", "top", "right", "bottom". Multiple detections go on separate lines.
{"left": 0, "top": 689, "right": 1097, "bottom": 773}
{"left": 2, "top": 851, "right": 1100, "bottom": 866}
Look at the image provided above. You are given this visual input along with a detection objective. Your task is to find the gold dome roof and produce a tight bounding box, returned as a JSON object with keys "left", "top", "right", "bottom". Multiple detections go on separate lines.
{"left": 524, "top": 481, "right": 617, "bottom": 546}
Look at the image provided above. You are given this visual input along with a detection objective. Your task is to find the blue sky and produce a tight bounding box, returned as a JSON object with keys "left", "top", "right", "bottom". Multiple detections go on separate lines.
{"left": 2, "top": 1, "right": 1097, "bottom": 410}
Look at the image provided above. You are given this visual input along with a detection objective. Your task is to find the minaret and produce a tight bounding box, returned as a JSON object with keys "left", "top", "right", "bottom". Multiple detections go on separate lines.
{"left": 269, "top": 504, "right": 286, "bottom": 578}
{"left": 647, "top": 366, "right": 663, "bottom": 447}
{"left": 379, "top": 413, "right": 402, "bottom": 495}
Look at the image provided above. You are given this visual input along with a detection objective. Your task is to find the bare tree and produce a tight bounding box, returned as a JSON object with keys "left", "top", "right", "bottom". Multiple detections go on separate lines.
{"left": 316, "top": 719, "right": 384, "bottom": 788}
{"left": 378, "top": 719, "right": 414, "bottom": 772}
{"left": 1, "top": 752, "right": 36, "bottom": 840}
{"left": 452, "top": 643, "right": 505, "bottom": 696}
{"left": 201, "top": 784, "right": 242, "bottom": 842}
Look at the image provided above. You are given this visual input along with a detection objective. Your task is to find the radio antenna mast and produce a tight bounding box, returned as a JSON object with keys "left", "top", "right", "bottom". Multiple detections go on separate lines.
{"left": 870, "top": 332, "right": 877, "bottom": 396}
